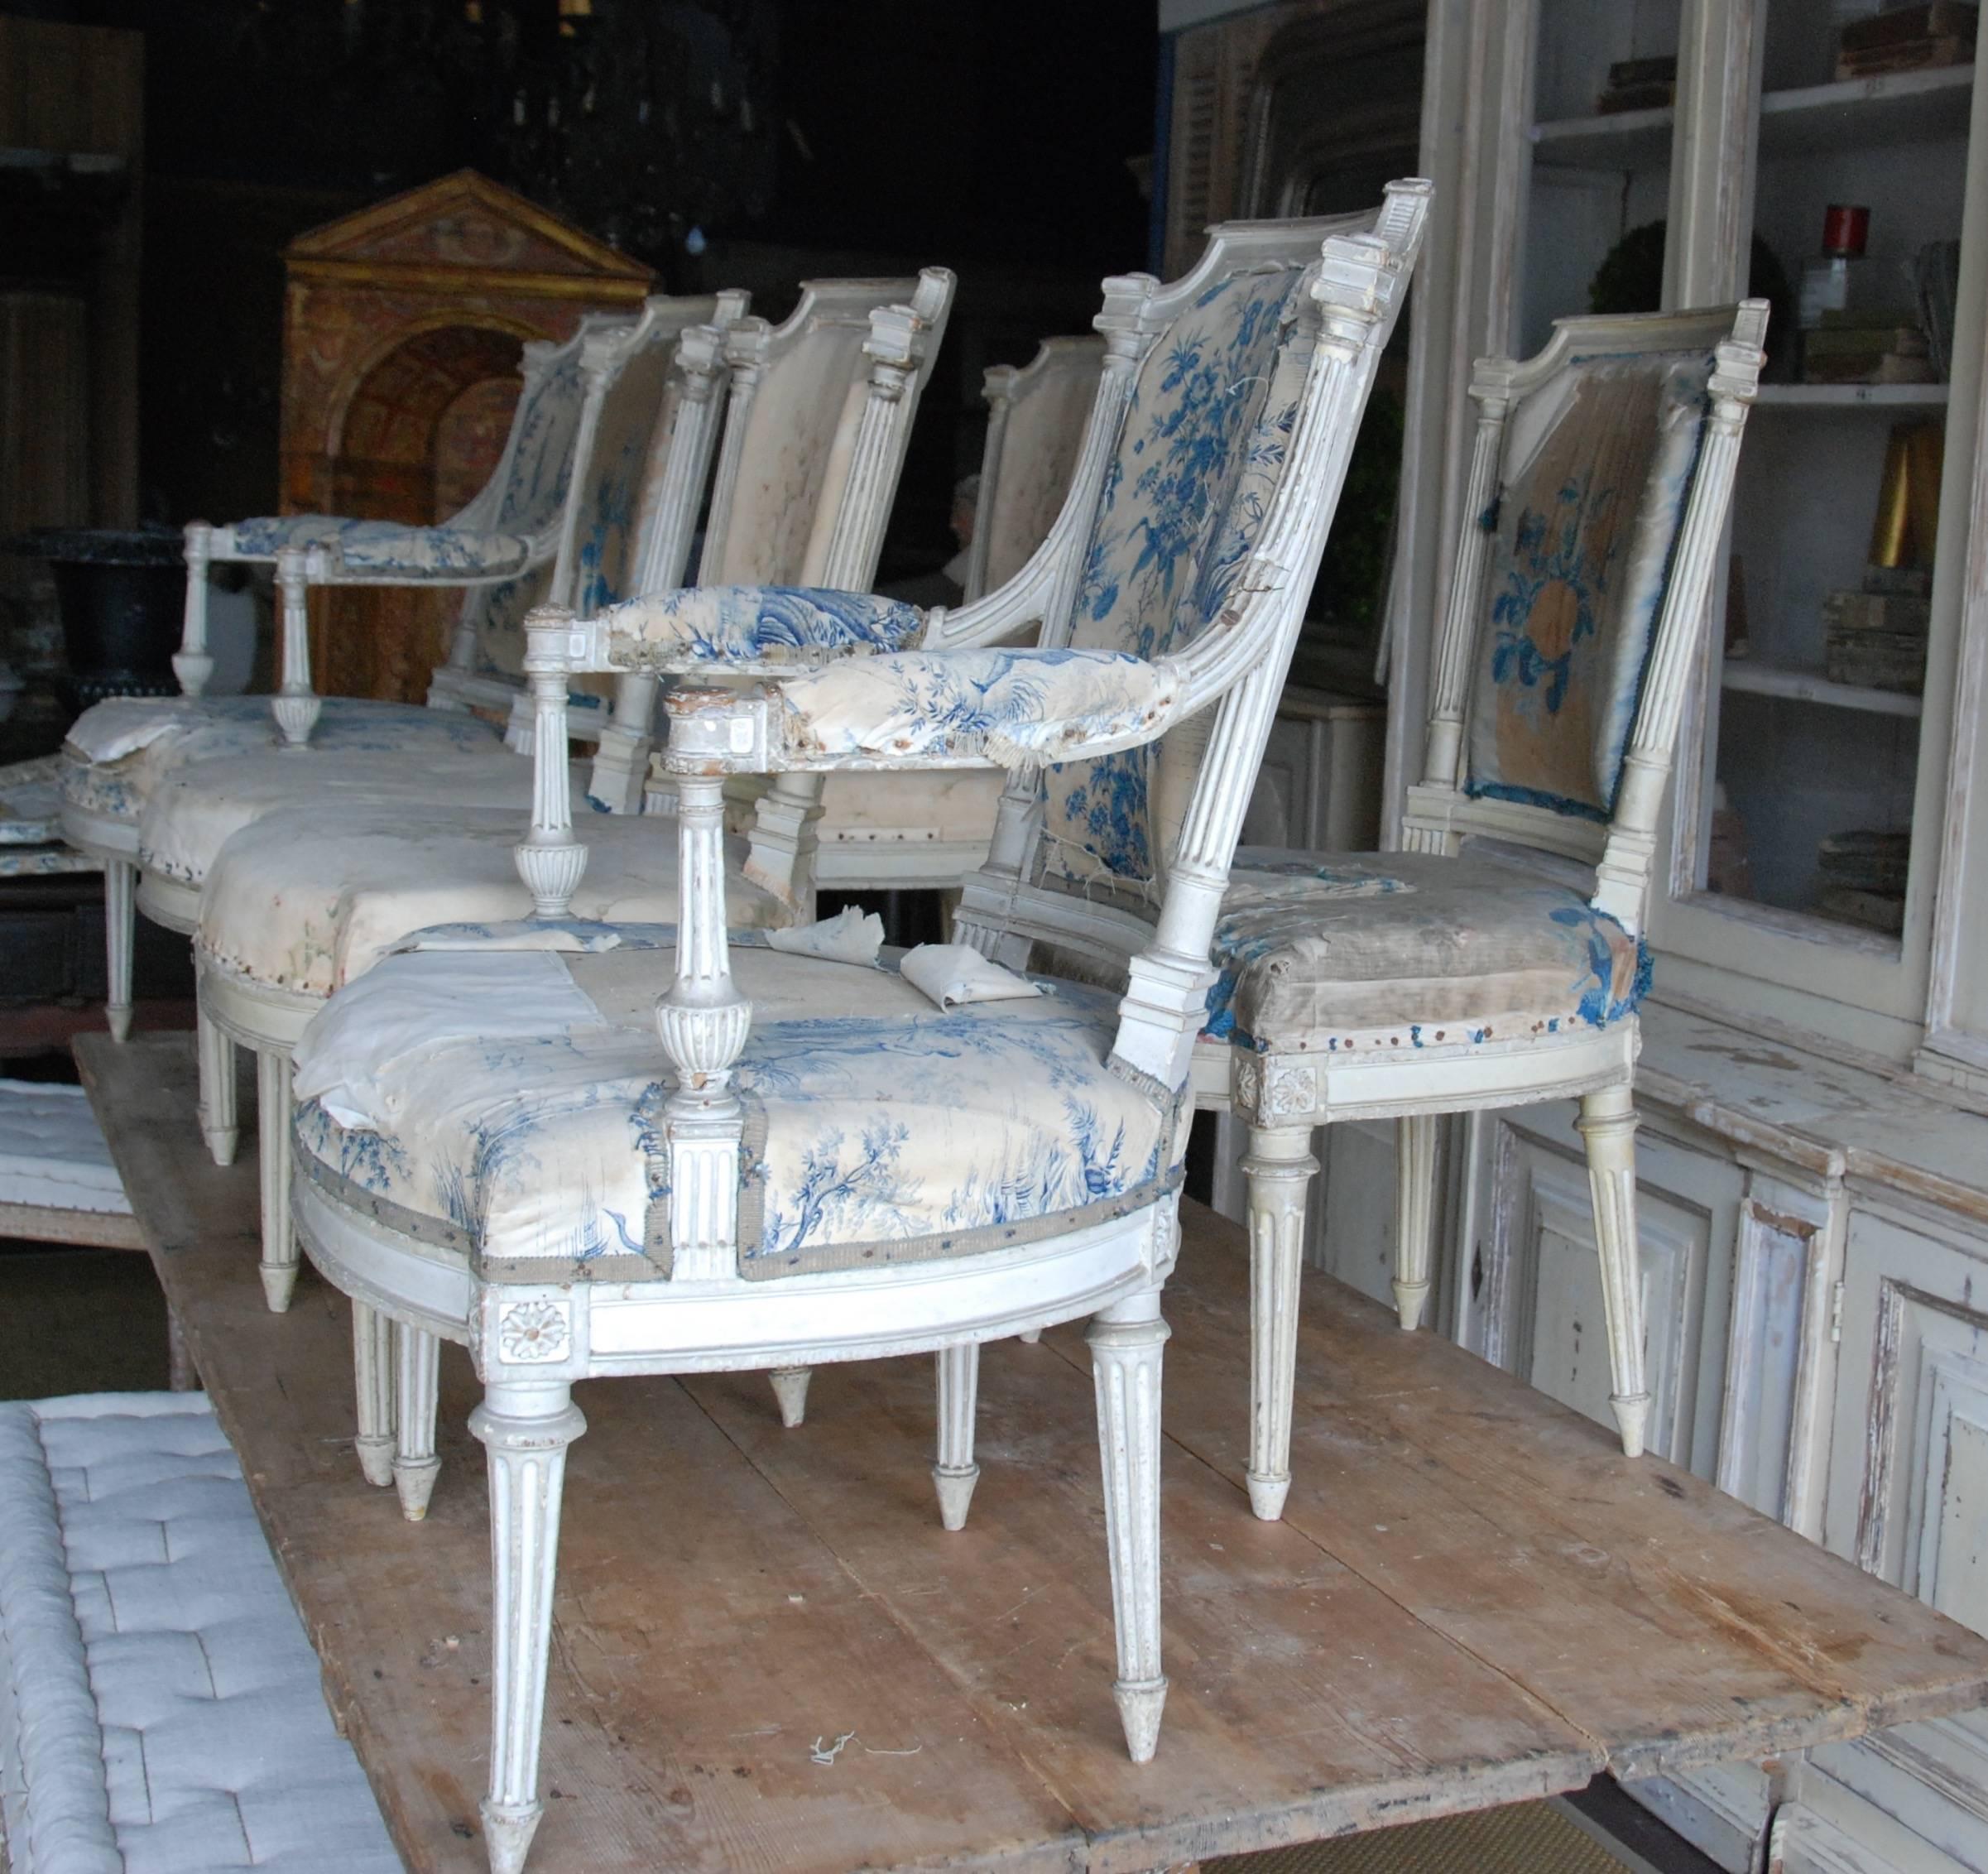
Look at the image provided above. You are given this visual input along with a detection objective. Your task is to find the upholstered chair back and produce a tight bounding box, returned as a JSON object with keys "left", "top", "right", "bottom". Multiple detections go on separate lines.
{"left": 1035, "top": 231, "right": 1343, "bottom": 901}
{"left": 699, "top": 276, "right": 953, "bottom": 589}
{"left": 968, "top": 337, "right": 1107, "bottom": 601}
{"left": 1407, "top": 304, "right": 1769, "bottom": 932}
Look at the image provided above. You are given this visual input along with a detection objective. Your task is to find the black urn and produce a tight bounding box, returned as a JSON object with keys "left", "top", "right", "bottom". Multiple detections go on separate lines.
{"left": 19, "top": 526, "right": 185, "bottom": 709}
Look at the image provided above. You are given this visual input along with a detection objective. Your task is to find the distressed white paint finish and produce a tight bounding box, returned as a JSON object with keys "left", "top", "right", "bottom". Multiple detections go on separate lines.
{"left": 393, "top": 1323, "right": 443, "bottom": 1522}
{"left": 352, "top": 1301, "right": 395, "bottom": 1489}
{"left": 103, "top": 856, "right": 133, "bottom": 1043}
{"left": 255, "top": 1048, "right": 295, "bottom": 1313}
{"left": 1242, "top": 1124, "right": 1314, "bottom": 1522}
{"left": 933, "top": 1343, "right": 981, "bottom": 1532}
{"left": 1088, "top": 1284, "right": 1170, "bottom": 1764}
{"left": 468, "top": 1377, "right": 586, "bottom": 1874}
{"left": 1220, "top": 300, "right": 1766, "bottom": 1499}
{"left": 269, "top": 549, "right": 319, "bottom": 750}
{"left": 195, "top": 994, "right": 237, "bottom": 1167}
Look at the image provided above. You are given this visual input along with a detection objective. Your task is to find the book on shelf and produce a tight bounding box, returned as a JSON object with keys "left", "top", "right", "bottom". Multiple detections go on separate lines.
{"left": 1802, "top": 310, "right": 1935, "bottom": 384}
{"left": 1817, "top": 829, "right": 1912, "bottom": 936}
{"left": 1837, "top": 2, "right": 1977, "bottom": 55}
{"left": 1822, "top": 576, "right": 1932, "bottom": 693}
{"left": 1596, "top": 54, "right": 1675, "bottom": 113}
{"left": 1839, "top": 36, "right": 1975, "bottom": 77}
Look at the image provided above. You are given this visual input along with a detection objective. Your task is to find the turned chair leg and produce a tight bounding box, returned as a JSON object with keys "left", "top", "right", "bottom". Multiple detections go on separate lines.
{"left": 470, "top": 1381, "right": 586, "bottom": 1874}
{"left": 257, "top": 1047, "right": 298, "bottom": 1310}
{"left": 1017, "top": 1328, "right": 1041, "bottom": 1344}
{"left": 1577, "top": 1079, "right": 1652, "bottom": 1458}
{"left": 353, "top": 1302, "right": 396, "bottom": 1487}
{"left": 768, "top": 1366, "right": 811, "bottom": 1428}
{"left": 197, "top": 994, "right": 238, "bottom": 1166}
{"left": 934, "top": 1342, "right": 980, "bottom": 1530}
{"left": 271, "top": 547, "right": 322, "bottom": 749}
{"left": 1243, "top": 1123, "right": 1318, "bottom": 1522}
{"left": 1088, "top": 1285, "right": 1170, "bottom": 1764}
{"left": 1392, "top": 1112, "right": 1439, "bottom": 1330}
{"left": 103, "top": 858, "right": 135, "bottom": 1042}
{"left": 393, "top": 1323, "right": 443, "bottom": 1521}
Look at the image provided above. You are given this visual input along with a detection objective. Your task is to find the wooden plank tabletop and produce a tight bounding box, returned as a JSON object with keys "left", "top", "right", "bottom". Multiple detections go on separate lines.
{"left": 78, "top": 1033, "right": 1988, "bottom": 1874}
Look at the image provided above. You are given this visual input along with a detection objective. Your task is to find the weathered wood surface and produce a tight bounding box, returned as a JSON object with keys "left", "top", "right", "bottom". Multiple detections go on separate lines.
{"left": 77, "top": 1033, "right": 1988, "bottom": 1874}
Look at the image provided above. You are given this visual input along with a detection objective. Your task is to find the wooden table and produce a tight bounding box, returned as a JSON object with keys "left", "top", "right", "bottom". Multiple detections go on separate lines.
{"left": 78, "top": 1032, "right": 1988, "bottom": 1874}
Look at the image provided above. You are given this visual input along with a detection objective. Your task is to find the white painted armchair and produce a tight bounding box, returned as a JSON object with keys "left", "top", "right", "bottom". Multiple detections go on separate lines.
{"left": 59, "top": 296, "right": 729, "bottom": 1039}
{"left": 287, "top": 185, "right": 1429, "bottom": 1873}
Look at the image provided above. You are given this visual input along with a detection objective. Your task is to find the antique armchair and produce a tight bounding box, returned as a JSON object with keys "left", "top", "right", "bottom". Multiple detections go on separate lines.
{"left": 286, "top": 188, "right": 1427, "bottom": 1872}
{"left": 59, "top": 295, "right": 732, "bottom": 1040}
{"left": 1199, "top": 301, "right": 1770, "bottom": 1512}
{"left": 190, "top": 273, "right": 953, "bottom": 1314}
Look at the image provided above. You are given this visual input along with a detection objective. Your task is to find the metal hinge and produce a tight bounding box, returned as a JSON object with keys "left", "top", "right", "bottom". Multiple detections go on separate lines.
{"left": 1829, "top": 1280, "right": 1845, "bottom": 1344}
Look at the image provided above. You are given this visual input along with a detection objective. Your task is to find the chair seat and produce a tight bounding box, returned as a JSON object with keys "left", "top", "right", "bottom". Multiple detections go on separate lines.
{"left": 211, "top": 515, "right": 533, "bottom": 576}
{"left": 1207, "top": 848, "right": 1649, "bottom": 1052}
{"left": 60, "top": 698, "right": 503, "bottom": 827}
{"left": 201, "top": 802, "right": 788, "bottom": 997}
{"left": 135, "top": 742, "right": 570, "bottom": 887}
{"left": 293, "top": 936, "right": 1173, "bottom": 1279}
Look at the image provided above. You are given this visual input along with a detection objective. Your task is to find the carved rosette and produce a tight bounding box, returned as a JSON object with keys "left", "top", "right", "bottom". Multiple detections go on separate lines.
{"left": 497, "top": 1300, "right": 572, "bottom": 1365}
{"left": 1232, "top": 1055, "right": 1319, "bottom": 1123}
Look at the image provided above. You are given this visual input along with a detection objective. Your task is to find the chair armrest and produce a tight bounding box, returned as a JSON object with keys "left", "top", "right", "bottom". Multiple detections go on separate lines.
{"left": 665, "top": 646, "right": 1183, "bottom": 776}
{"left": 598, "top": 584, "right": 929, "bottom": 671}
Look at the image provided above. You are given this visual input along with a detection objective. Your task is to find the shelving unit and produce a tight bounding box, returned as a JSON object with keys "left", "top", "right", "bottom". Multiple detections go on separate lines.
{"left": 1721, "top": 659, "right": 1925, "bottom": 718}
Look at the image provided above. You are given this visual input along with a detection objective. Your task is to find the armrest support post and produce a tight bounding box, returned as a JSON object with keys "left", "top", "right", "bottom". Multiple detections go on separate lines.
{"left": 175, "top": 521, "right": 214, "bottom": 697}
{"left": 655, "top": 698, "right": 753, "bottom": 1281}
{"left": 512, "top": 607, "right": 589, "bottom": 918}
{"left": 270, "top": 546, "right": 321, "bottom": 748}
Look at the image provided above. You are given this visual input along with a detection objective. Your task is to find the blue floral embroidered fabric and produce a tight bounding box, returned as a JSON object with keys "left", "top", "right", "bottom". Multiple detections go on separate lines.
{"left": 603, "top": 586, "right": 926, "bottom": 666}
{"left": 1463, "top": 353, "right": 1713, "bottom": 820}
{"left": 1044, "top": 262, "right": 1310, "bottom": 887}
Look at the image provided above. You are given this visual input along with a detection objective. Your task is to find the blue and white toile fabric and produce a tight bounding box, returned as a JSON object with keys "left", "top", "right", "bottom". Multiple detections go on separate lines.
{"left": 1043, "top": 260, "right": 1313, "bottom": 891}
{"left": 602, "top": 585, "right": 928, "bottom": 667}
{"left": 1205, "top": 848, "right": 1649, "bottom": 1052}
{"left": 292, "top": 935, "right": 1175, "bottom": 1281}
{"left": 59, "top": 697, "right": 502, "bottom": 829}
{"left": 213, "top": 517, "right": 532, "bottom": 578}
{"left": 1464, "top": 353, "right": 1713, "bottom": 821}
{"left": 775, "top": 646, "right": 1178, "bottom": 764}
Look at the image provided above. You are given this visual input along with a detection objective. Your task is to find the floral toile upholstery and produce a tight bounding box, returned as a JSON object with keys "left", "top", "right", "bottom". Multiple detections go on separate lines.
{"left": 210, "top": 517, "right": 534, "bottom": 578}
{"left": 59, "top": 698, "right": 502, "bottom": 831}
{"left": 1203, "top": 849, "right": 1648, "bottom": 1051}
{"left": 199, "top": 803, "right": 786, "bottom": 997}
{"left": 602, "top": 584, "right": 926, "bottom": 666}
{"left": 1463, "top": 353, "right": 1712, "bottom": 819}
{"left": 293, "top": 934, "right": 1171, "bottom": 1278}
{"left": 776, "top": 646, "right": 1179, "bottom": 762}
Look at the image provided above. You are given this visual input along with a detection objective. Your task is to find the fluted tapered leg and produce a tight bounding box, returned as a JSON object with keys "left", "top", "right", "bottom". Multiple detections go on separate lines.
{"left": 353, "top": 1303, "right": 395, "bottom": 1487}
{"left": 933, "top": 1343, "right": 980, "bottom": 1530}
{"left": 103, "top": 858, "right": 134, "bottom": 1042}
{"left": 197, "top": 995, "right": 238, "bottom": 1165}
{"left": 1244, "top": 1124, "right": 1318, "bottom": 1521}
{"left": 471, "top": 1381, "right": 586, "bottom": 1874}
{"left": 393, "top": 1324, "right": 442, "bottom": 1520}
{"left": 257, "top": 1048, "right": 297, "bottom": 1310}
{"left": 1392, "top": 1112, "right": 1439, "bottom": 1330}
{"left": 1578, "top": 1079, "right": 1652, "bottom": 1458}
{"left": 768, "top": 1367, "right": 811, "bottom": 1428}
{"left": 1088, "top": 1285, "right": 1169, "bottom": 1763}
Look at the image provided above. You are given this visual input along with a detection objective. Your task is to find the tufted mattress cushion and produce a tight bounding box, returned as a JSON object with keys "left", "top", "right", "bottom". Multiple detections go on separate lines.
{"left": 0, "top": 1392, "right": 401, "bottom": 1873}
{"left": 0, "top": 1081, "right": 130, "bottom": 1216}
{"left": 60, "top": 699, "right": 502, "bottom": 829}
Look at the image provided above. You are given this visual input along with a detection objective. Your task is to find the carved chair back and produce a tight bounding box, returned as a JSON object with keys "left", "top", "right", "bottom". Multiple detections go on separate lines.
{"left": 697, "top": 275, "right": 953, "bottom": 589}
{"left": 1405, "top": 303, "right": 1769, "bottom": 934}
{"left": 968, "top": 336, "right": 1107, "bottom": 601}
{"left": 437, "top": 296, "right": 735, "bottom": 699}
